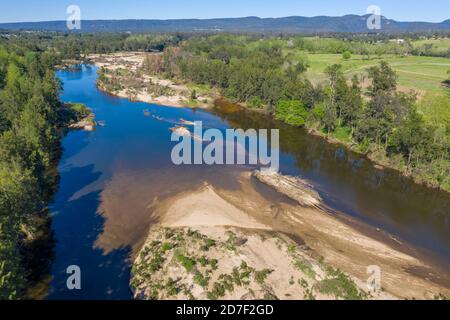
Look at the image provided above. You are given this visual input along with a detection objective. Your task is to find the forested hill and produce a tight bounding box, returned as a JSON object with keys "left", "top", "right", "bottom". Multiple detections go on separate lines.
{"left": 1, "top": 15, "right": 450, "bottom": 33}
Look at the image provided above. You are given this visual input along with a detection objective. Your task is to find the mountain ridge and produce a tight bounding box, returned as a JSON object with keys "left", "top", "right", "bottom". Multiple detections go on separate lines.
{"left": 1, "top": 15, "right": 450, "bottom": 33}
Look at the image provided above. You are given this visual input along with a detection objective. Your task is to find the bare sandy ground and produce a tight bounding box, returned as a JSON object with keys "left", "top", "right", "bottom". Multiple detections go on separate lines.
{"left": 88, "top": 52, "right": 213, "bottom": 108}
{"left": 130, "top": 172, "right": 450, "bottom": 300}
{"left": 92, "top": 162, "right": 449, "bottom": 299}
{"left": 156, "top": 184, "right": 268, "bottom": 230}
{"left": 83, "top": 52, "right": 450, "bottom": 299}
{"left": 134, "top": 184, "right": 395, "bottom": 300}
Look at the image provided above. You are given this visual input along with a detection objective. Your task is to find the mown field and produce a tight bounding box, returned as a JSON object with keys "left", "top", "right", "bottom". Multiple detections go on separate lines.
{"left": 300, "top": 54, "right": 450, "bottom": 94}
{"left": 412, "top": 38, "right": 450, "bottom": 53}
{"left": 285, "top": 52, "right": 450, "bottom": 130}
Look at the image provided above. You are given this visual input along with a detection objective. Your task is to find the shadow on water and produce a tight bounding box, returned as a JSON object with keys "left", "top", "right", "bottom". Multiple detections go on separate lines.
{"left": 211, "top": 102, "right": 450, "bottom": 266}
{"left": 48, "top": 162, "right": 132, "bottom": 300}
{"left": 46, "top": 64, "right": 449, "bottom": 299}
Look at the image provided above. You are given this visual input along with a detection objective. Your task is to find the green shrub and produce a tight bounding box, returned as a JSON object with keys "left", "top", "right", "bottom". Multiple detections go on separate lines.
{"left": 254, "top": 269, "right": 272, "bottom": 285}
{"left": 343, "top": 51, "right": 352, "bottom": 60}
{"left": 165, "top": 278, "right": 178, "bottom": 296}
{"left": 194, "top": 272, "right": 210, "bottom": 288}
{"left": 332, "top": 126, "right": 352, "bottom": 143}
{"left": 311, "top": 102, "right": 326, "bottom": 121}
{"left": 207, "top": 282, "right": 226, "bottom": 300}
{"left": 175, "top": 251, "right": 196, "bottom": 273}
{"left": 275, "top": 100, "right": 309, "bottom": 127}
{"left": 248, "top": 96, "right": 262, "bottom": 108}
{"left": 317, "top": 268, "right": 365, "bottom": 300}
{"left": 210, "top": 259, "right": 218, "bottom": 271}
{"left": 293, "top": 258, "right": 316, "bottom": 279}
{"left": 201, "top": 238, "right": 216, "bottom": 251}
{"left": 148, "top": 253, "right": 166, "bottom": 272}
{"left": 161, "top": 242, "right": 173, "bottom": 252}
{"left": 198, "top": 256, "right": 209, "bottom": 267}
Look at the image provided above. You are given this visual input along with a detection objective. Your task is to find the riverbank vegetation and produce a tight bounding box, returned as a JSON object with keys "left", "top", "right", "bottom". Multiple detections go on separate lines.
{"left": 134, "top": 35, "right": 449, "bottom": 192}
{"left": 1, "top": 30, "right": 448, "bottom": 300}
{"left": 132, "top": 227, "right": 370, "bottom": 300}
{"left": 78, "top": 32, "right": 450, "bottom": 191}
{"left": 2, "top": 31, "right": 450, "bottom": 59}
{"left": 0, "top": 42, "right": 88, "bottom": 299}
{"left": 28, "top": 30, "right": 446, "bottom": 190}
{"left": 94, "top": 52, "right": 215, "bottom": 108}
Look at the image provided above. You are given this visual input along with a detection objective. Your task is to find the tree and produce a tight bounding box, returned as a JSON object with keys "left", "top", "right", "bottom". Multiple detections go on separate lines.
{"left": 342, "top": 51, "right": 351, "bottom": 60}
{"left": 367, "top": 61, "right": 397, "bottom": 96}
{"left": 355, "top": 92, "right": 414, "bottom": 147}
{"left": 375, "top": 46, "right": 385, "bottom": 59}
{"left": 389, "top": 109, "right": 429, "bottom": 170}
{"left": 285, "top": 53, "right": 309, "bottom": 80}
{"left": 0, "top": 42, "right": 62, "bottom": 299}
{"left": 340, "top": 75, "right": 363, "bottom": 133}
{"left": 0, "top": 160, "right": 39, "bottom": 299}
{"left": 354, "top": 61, "right": 408, "bottom": 147}
{"left": 310, "top": 102, "right": 326, "bottom": 122}
{"left": 142, "top": 54, "right": 164, "bottom": 75}
{"left": 324, "top": 64, "right": 361, "bottom": 129}
{"left": 6, "top": 63, "right": 21, "bottom": 87}
{"left": 444, "top": 70, "right": 450, "bottom": 86}
{"left": 190, "top": 89, "right": 197, "bottom": 100}
{"left": 324, "top": 64, "right": 342, "bottom": 109}
{"left": 361, "top": 47, "right": 370, "bottom": 60}
{"left": 323, "top": 100, "right": 337, "bottom": 134}
{"left": 281, "top": 78, "right": 317, "bottom": 110}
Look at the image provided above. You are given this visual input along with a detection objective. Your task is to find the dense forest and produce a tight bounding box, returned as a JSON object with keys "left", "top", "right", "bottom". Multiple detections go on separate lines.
{"left": 0, "top": 32, "right": 184, "bottom": 60}
{"left": 36, "top": 31, "right": 445, "bottom": 191}
{"left": 2, "top": 31, "right": 447, "bottom": 190}
{"left": 0, "top": 41, "right": 71, "bottom": 299}
{"left": 1, "top": 31, "right": 450, "bottom": 60}
{"left": 138, "top": 35, "right": 449, "bottom": 191}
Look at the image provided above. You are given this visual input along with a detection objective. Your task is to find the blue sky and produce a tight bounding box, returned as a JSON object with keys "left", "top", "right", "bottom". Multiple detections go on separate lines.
{"left": 1, "top": 0, "right": 449, "bottom": 23}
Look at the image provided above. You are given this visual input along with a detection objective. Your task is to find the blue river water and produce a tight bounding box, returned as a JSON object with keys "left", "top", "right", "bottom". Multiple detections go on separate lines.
{"left": 47, "top": 65, "right": 449, "bottom": 299}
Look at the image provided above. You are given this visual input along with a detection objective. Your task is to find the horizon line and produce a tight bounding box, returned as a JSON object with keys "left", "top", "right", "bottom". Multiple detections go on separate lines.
{"left": 1, "top": 14, "right": 449, "bottom": 25}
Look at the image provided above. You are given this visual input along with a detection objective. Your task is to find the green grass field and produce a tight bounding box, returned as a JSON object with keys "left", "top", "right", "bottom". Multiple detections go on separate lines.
{"left": 301, "top": 54, "right": 450, "bottom": 94}
{"left": 282, "top": 50, "right": 450, "bottom": 128}
{"left": 412, "top": 38, "right": 450, "bottom": 53}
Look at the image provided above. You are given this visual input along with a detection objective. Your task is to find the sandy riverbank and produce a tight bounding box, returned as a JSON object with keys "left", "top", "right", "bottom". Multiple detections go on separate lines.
{"left": 76, "top": 52, "right": 449, "bottom": 299}
{"left": 88, "top": 52, "right": 215, "bottom": 109}
{"left": 132, "top": 171, "right": 449, "bottom": 300}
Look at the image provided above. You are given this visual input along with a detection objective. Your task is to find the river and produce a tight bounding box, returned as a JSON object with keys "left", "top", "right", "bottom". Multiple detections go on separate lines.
{"left": 47, "top": 65, "right": 449, "bottom": 299}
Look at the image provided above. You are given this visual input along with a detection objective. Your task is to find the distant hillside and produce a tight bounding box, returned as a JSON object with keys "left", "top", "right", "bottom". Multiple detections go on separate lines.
{"left": 1, "top": 15, "right": 450, "bottom": 34}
